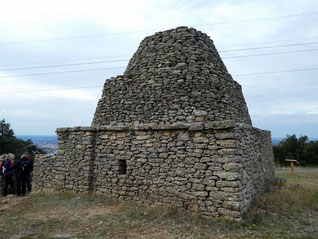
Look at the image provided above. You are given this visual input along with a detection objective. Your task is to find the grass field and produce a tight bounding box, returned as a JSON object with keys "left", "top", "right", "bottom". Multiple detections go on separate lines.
{"left": 276, "top": 166, "right": 318, "bottom": 190}
{"left": 0, "top": 167, "right": 317, "bottom": 239}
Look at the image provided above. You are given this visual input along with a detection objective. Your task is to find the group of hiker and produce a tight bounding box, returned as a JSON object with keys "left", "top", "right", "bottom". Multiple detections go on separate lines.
{"left": 0, "top": 153, "right": 34, "bottom": 197}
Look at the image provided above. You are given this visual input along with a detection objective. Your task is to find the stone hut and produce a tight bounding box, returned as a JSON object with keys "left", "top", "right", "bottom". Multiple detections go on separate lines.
{"left": 33, "top": 27, "right": 275, "bottom": 219}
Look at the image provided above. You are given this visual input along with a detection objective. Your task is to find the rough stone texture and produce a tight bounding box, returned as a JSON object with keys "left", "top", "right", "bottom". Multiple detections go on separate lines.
{"left": 33, "top": 27, "right": 274, "bottom": 219}
{"left": 33, "top": 123, "right": 274, "bottom": 219}
{"left": 92, "top": 27, "right": 251, "bottom": 126}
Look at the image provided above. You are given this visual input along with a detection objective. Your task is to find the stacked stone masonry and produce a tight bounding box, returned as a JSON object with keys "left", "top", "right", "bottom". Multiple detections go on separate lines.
{"left": 33, "top": 27, "right": 274, "bottom": 220}
{"left": 92, "top": 27, "right": 251, "bottom": 126}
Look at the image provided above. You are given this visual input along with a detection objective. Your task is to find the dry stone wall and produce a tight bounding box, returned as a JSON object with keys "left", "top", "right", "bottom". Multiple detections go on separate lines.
{"left": 92, "top": 27, "right": 251, "bottom": 126}
{"left": 236, "top": 125, "right": 275, "bottom": 212}
{"left": 33, "top": 26, "right": 275, "bottom": 219}
{"left": 33, "top": 121, "right": 274, "bottom": 219}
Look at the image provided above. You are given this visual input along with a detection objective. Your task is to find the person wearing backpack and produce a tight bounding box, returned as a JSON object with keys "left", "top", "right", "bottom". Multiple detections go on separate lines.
{"left": 0, "top": 157, "right": 6, "bottom": 192}
{"left": 0, "top": 159, "right": 5, "bottom": 176}
{"left": 26, "top": 155, "right": 34, "bottom": 193}
{"left": 16, "top": 154, "right": 30, "bottom": 196}
{"left": 2, "top": 153, "right": 15, "bottom": 196}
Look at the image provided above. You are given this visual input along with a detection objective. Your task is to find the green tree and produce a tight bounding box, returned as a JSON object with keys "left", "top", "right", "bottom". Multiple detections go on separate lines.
{"left": 273, "top": 134, "right": 318, "bottom": 166}
{"left": 0, "top": 119, "right": 45, "bottom": 159}
{"left": 303, "top": 141, "right": 318, "bottom": 165}
{"left": 0, "top": 119, "right": 14, "bottom": 137}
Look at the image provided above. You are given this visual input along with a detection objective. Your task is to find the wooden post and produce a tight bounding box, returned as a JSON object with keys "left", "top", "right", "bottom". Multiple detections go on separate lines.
{"left": 286, "top": 159, "right": 299, "bottom": 176}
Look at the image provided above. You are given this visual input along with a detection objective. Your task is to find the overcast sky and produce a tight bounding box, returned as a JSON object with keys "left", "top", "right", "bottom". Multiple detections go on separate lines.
{"left": 1, "top": 0, "right": 318, "bottom": 138}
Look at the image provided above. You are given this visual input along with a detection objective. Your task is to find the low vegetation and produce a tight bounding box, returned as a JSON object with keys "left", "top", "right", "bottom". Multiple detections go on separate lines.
{"left": 0, "top": 167, "right": 317, "bottom": 238}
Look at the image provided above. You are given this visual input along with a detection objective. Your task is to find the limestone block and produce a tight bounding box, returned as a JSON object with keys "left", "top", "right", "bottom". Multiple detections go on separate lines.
{"left": 218, "top": 149, "right": 241, "bottom": 155}
{"left": 193, "top": 137, "right": 209, "bottom": 143}
{"left": 99, "top": 134, "right": 109, "bottom": 139}
{"left": 202, "top": 178, "right": 216, "bottom": 187}
{"left": 193, "top": 110, "right": 207, "bottom": 116}
{"left": 186, "top": 115, "right": 195, "bottom": 122}
{"left": 178, "top": 132, "right": 190, "bottom": 141}
{"left": 216, "top": 140, "right": 236, "bottom": 148}
{"left": 171, "top": 122, "right": 189, "bottom": 129}
{"left": 213, "top": 171, "right": 240, "bottom": 181}
{"left": 223, "top": 163, "right": 242, "bottom": 171}
{"left": 209, "top": 191, "right": 228, "bottom": 200}
{"left": 194, "top": 163, "right": 208, "bottom": 170}
{"left": 215, "top": 132, "right": 235, "bottom": 140}
{"left": 193, "top": 191, "right": 209, "bottom": 197}
{"left": 189, "top": 122, "right": 204, "bottom": 131}
{"left": 191, "top": 183, "right": 205, "bottom": 191}
{"left": 216, "top": 180, "right": 241, "bottom": 188}
{"left": 75, "top": 145, "right": 84, "bottom": 149}
{"left": 137, "top": 158, "right": 147, "bottom": 163}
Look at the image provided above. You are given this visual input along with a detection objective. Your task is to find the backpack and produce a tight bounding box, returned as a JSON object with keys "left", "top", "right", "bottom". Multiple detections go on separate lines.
{"left": 0, "top": 161, "right": 5, "bottom": 176}
{"left": 20, "top": 159, "right": 30, "bottom": 175}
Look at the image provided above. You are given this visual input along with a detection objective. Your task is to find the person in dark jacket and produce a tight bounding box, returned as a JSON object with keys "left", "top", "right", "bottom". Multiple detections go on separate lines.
{"left": 0, "top": 157, "right": 6, "bottom": 192}
{"left": 16, "top": 154, "right": 31, "bottom": 196}
{"left": 0, "top": 159, "right": 5, "bottom": 176}
{"left": 26, "top": 155, "right": 33, "bottom": 193}
{"left": 2, "top": 153, "right": 15, "bottom": 196}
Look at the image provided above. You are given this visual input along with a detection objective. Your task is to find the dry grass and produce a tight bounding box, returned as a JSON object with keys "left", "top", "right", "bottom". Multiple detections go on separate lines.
{"left": 276, "top": 166, "right": 318, "bottom": 190}
{"left": 0, "top": 167, "right": 317, "bottom": 238}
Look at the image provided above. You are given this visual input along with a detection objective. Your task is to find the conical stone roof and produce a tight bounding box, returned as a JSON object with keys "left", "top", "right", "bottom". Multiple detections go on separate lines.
{"left": 92, "top": 26, "right": 251, "bottom": 126}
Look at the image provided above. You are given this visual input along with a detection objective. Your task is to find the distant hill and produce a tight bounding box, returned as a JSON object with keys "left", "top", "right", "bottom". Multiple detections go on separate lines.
{"left": 272, "top": 138, "right": 283, "bottom": 145}
{"left": 272, "top": 137, "right": 318, "bottom": 145}
{"left": 16, "top": 135, "right": 58, "bottom": 155}
{"left": 16, "top": 135, "right": 58, "bottom": 145}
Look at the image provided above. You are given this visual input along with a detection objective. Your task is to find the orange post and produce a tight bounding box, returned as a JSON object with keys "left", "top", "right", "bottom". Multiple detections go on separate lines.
{"left": 286, "top": 159, "right": 298, "bottom": 175}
